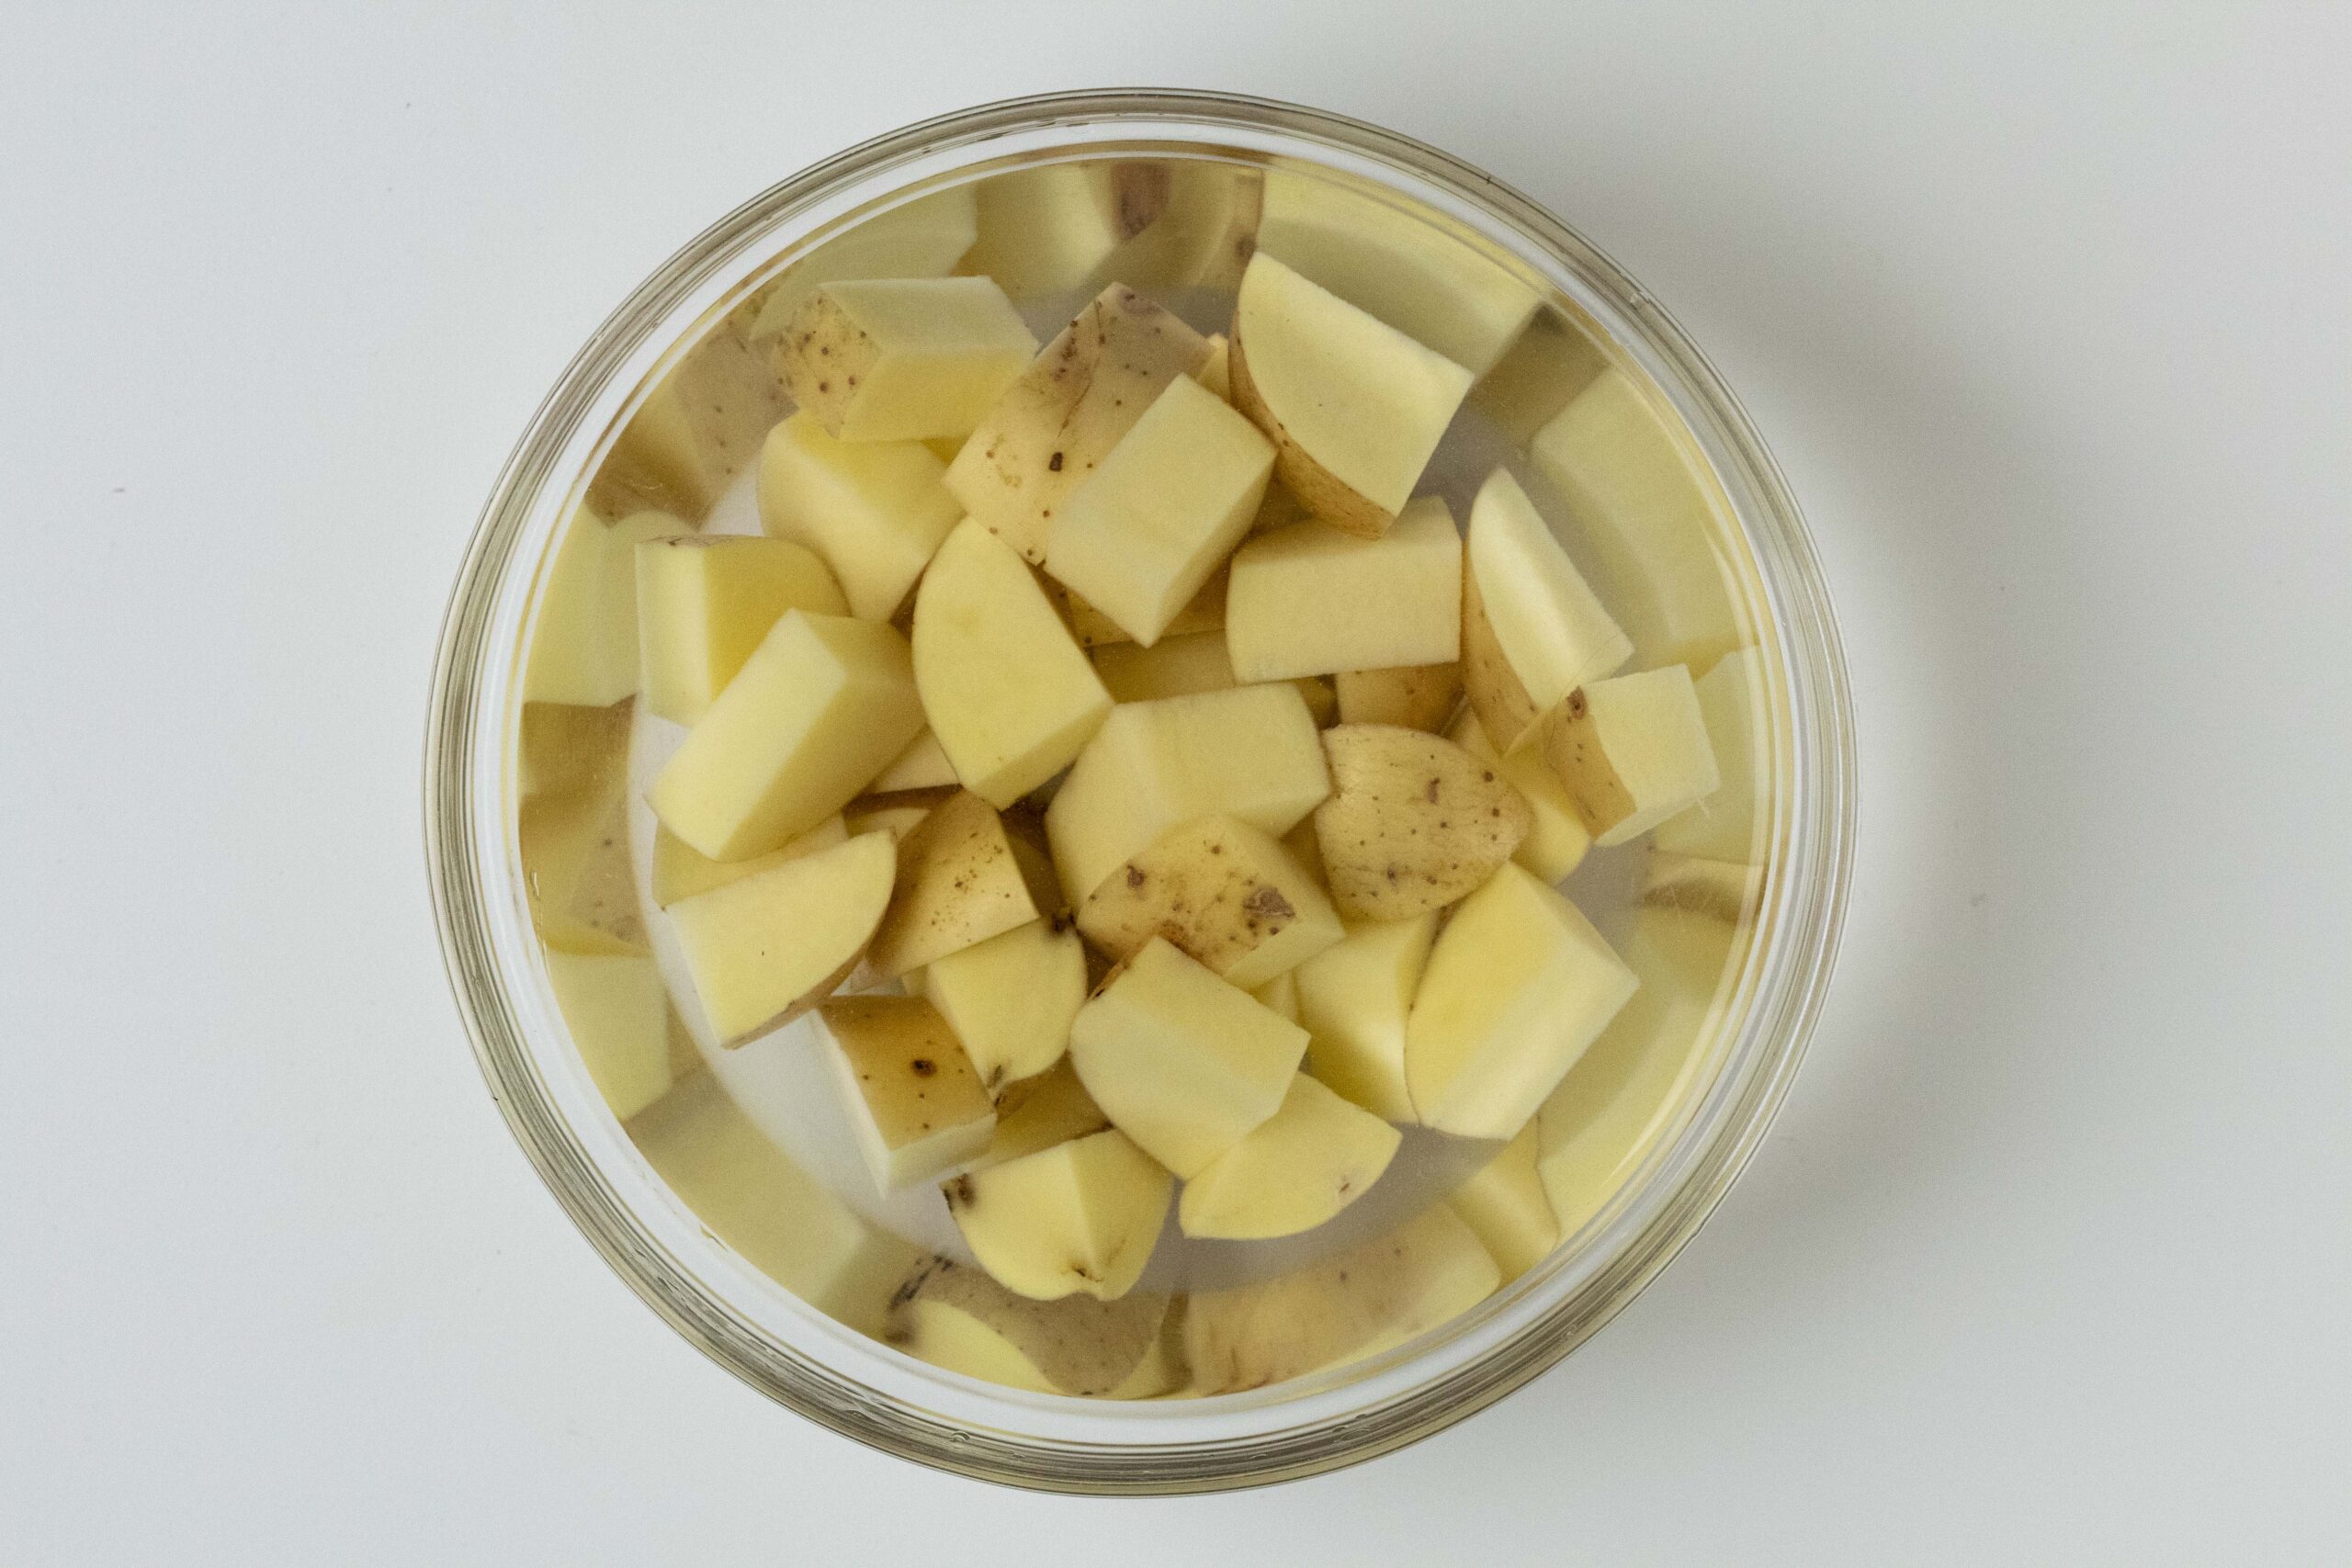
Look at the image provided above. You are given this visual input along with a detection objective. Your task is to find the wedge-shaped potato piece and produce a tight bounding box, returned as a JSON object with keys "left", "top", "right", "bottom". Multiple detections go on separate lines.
{"left": 650, "top": 815, "right": 847, "bottom": 908}
{"left": 588, "top": 327, "right": 786, "bottom": 522}
{"left": 1311, "top": 724, "right": 1532, "bottom": 921}
{"left": 868, "top": 728, "right": 958, "bottom": 794}
{"left": 1177, "top": 1075, "right": 1401, "bottom": 1240}
{"left": 962, "top": 162, "right": 1146, "bottom": 299}
{"left": 1226, "top": 498, "right": 1463, "bottom": 681}
{"left": 630, "top": 1074, "right": 921, "bottom": 1337}
{"left": 746, "top": 185, "right": 979, "bottom": 339}
{"left": 1542, "top": 665, "right": 1719, "bottom": 848}
{"left": 1446, "top": 1122, "right": 1558, "bottom": 1282}
{"left": 634, "top": 534, "right": 846, "bottom": 725}
{"left": 967, "top": 1058, "right": 1106, "bottom": 1170}
{"left": 519, "top": 747, "right": 645, "bottom": 957}
{"left": 945, "top": 1128, "right": 1170, "bottom": 1301}
{"left": 888, "top": 1256, "right": 1171, "bottom": 1395}
{"left": 1250, "top": 969, "right": 1301, "bottom": 1024}
{"left": 776, "top": 276, "right": 1035, "bottom": 443}
{"left": 1228, "top": 253, "right": 1473, "bottom": 538}
{"left": 1462, "top": 467, "right": 1632, "bottom": 753}
{"left": 1445, "top": 708, "right": 1590, "bottom": 884}
{"left": 947, "top": 285, "right": 1211, "bottom": 564}
{"left": 669, "top": 831, "right": 897, "bottom": 1044}
{"left": 545, "top": 952, "right": 672, "bottom": 1121}
{"left": 1076, "top": 815, "right": 1345, "bottom": 989}
{"left": 526, "top": 507, "right": 693, "bottom": 706}
{"left": 1063, "top": 569, "right": 1226, "bottom": 649}
{"left": 820, "top": 996, "right": 996, "bottom": 1191}
{"left": 1470, "top": 308, "right": 1609, "bottom": 445}
{"left": 1069, "top": 938, "right": 1308, "bottom": 1177}
{"left": 1249, "top": 169, "right": 1540, "bottom": 377}
{"left": 924, "top": 919, "right": 1089, "bottom": 1095}
{"left": 649, "top": 610, "right": 922, "bottom": 861}
{"left": 1530, "top": 367, "right": 1746, "bottom": 670}
{"left": 518, "top": 696, "right": 632, "bottom": 800}
{"left": 912, "top": 521, "right": 1111, "bottom": 809}
{"left": 1292, "top": 911, "right": 1435, "bottom": 1121}
{"left": 865, "top": 790, "right": 1061, "bottom": 977}
{"left": 1046, "top": 376, "right": 1273, "bottom": 646}
{"left": 1641, "top": 851, "right": 1762, "bottom": 924}
{"left": 1046, "top": 683, "right": 1329, "bottom": 907}
{"left": 1652, "top": 647, "right": 1768, "bottom": 863}
{"left": 1184, "top": 1201, "right": 1500, "bottom": 1393}
{"left": 1091, "top": 629, "right": 1235, "bottom": 703}
{"left": 1334, "top": 662, "right": 1461, "bottom": 733}
{"left": 1404, "top": 863, "right": 1638, "bottom": 1137}
{"left": 757, "top": 412, "right": 960, "bottom": 622}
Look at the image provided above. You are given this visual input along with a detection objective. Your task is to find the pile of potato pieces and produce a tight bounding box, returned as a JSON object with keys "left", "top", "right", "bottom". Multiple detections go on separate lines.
{"left": 517, "top": 166, "right": 1769, "bottom": 1395}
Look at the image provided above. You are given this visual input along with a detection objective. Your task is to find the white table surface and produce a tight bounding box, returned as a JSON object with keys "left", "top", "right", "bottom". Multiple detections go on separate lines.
{"left": 6, "top": 4, "right": 2346, "bottom": 1562}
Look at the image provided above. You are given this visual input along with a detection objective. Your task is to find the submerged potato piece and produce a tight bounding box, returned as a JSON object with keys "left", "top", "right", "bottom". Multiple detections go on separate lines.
{"left": 820, "top": 996, "right": 996, "bottom": 1192}
{"left": 865, "top": 790, "right": 1061, "bottom": 977}
{"left": 648, "top": 610, "right": 922, "bottom": 861}
{"left": 1541, "top": 666, "right": 1720, "bottom": 847}
{"left": 1333, "top": 662, "right": 1462, "bottom": 734}
{"left": 1446, "top": 1122, "right": 1559, "bottom": 1283}
{"left": 1292, "top": 911, "right": 1437, "bottom": 1122}
{"left": 526, "top": 506, "right": 693, "bottom": 707}
{"left": 757, "top": 412, "right": 961, "bottom": 622}
{"left": 913, "top": 518, "right": 1114, "bottom": 808}
{"left": 775, "top": 276, "right": 1035, "bottom": 443}
{"left": 545, "top": 951, "right": 672, "bottom": 1121}
{"left": 968, "top": 1058, "right": 1108, "bottom": 1170}
{"left": 1091, "top": 629, "right": 1235, "bottom": 704}
{"left": 1228, "top": 253, "right": 1473, "bottom": 538}
{"left": 1446, "top": 709, "right": 1590, "bottom": 883}
{"left": 924, "top": 919, "right": 1090, "bottom": 1095}
{"left": 519, "top": 764, "right": 644, "bottom": 956}
{"left": 1652, "top": 647, "right": 1769, "bottom": 863}
{"left": 1311, "top": 724, "right": 1532, "bottom": 921}
{"left": 649, "top": 815, "right": 848, "bottom": 908}
{"left": 518, "top": 696, "right": 633, "bottom": 801}
{"left": 1404, "top": 863, "right": 1638, "bottom": 1138}
{"left": 1063, "top": 568, "right": 1227, "bottom": 649}
{"left": 588, "top": 326, "right": 786, "bottom": 522}
{"left": 1068, "top": 938, "right": 1309, "bottom": 1178}
{"left": 1225, "top": 499, "right": 1464, "bottom": 681}
{"left": 947, "top": 285, "right": 1212, "bottom": 564}
{"left": 1462, "top": 467, "right": 1631, "bottom": 753}
{"left": 888, "top": 1256, "right": 1171, "bottom": 1395}
{"left": 946, "top": 1128, "right": 1171, "bottom": 1302}
{"left": 1184, "top": 1201, "right": 1500, "bottom": 1393}
{"left": 1075, "top": 815, "right": 1345, "bottom": 989}
{"left": 963, "top": 161, "right": 1257, "bottom": 301}
{"left": 746, "top": 186, "right": 979, "bottom": 339}
{"left": 1640, "top": 851, "right": 1762, "bottom": 924}
{"left": 1470, "top": 308, "right": 1609, "bottom": 445}
{"left": 634, "top": 534, "right": 847, "bottom": 725}
{"left": 1177, "top": 1075, "right": 1402, "bottom": 1240}
{"left": 668, "top": 831, "right": 898, "bottom": 1045}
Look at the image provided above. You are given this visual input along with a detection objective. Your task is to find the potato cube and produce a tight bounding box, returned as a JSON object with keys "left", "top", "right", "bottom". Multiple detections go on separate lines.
{"left": 1332, "top": 662, "right": 1462, "bottom": 733}
{"left": 1652, "top": 647, "right": 1769, "bottom": 863}
{"left": 819, "top": 996, "right": 996, "bottom": 1192}
{"left": 864, "top": 790, "right": 1061, "bottom": 978}
{"left": 649, "top": 815, "right": 847, "bottom": 908}
{"left": 1469, "top": 308, "right": 1608, "bottom": 445}
{"left": 1542, "top": 665, "right": 1720, "bottom": 847}
{"left": 1446, "top": 1122, "right": 1558, "bottom": 1282}
{"left": 757, "top": 412, "right": 960, "bottom": 621}
{"left": 1447, "top": 708, "right": 1590, "bottom": 883}
{"left": 588, "top": 327, "right": 786, "bottom": 522}
{"left": 667, "top": 830, "right": 898, "bottom": 1044}
{"left": 776, "top": 276, "right": 1035, "bottom": 443}
{"left": 545, "top": 951, "right": 672, "bottom": 1121}
{"left": 1177, "top": 1075, "right": 1402, "bottom": 1240}
{"left": 517, "top": 697, "right": 632, "bottom": 800}
{"left": 1461, "top": 467, "right": 1631, "bottom": 753}
{"left": 519, "top": 766, "right": 644, "bottom": 956}
{"left": 1224, "top": 498, "right": 1463, "bottom": 683}
{"left": 1310, "top": 724, "right": 1532, "bottom": 921}
{"left": 962, "top": 162, "right": 1141, "bottom": 299}
{"left": 634, "top": 534, "right": 846, "bottom": 725}
{"left": 525, "top": 506, "right": 691, "bottom": 707}
{"left": 1075, "top": 815, "right": 1345, "bottom": 989}
{"left": 1292, "top": 911, "right": 1438, "bottom": 1121}
{"left": 945, "top": 1128, "right": 1171, "bottom": 1302}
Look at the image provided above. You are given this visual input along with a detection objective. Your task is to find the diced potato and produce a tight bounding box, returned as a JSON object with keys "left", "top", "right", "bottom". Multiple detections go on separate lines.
{"left": 545, "top": 951, "right": 672, "bottom": 1121}
{"left": 1075, "top": 815, "right": 1344, "bottom": 989}
{"left": 1091, "top": 629, "right": 1235, "bottom": 703}
{"left": 1292, "top": 911, "right": 1438, "bottom": 1121}
{"left": 1087, "top": 160, "right": 1259, "bottom": 296}
{"left": 865, "top": 790, "right": 1061, "bottom": 977}
{"left": 518, "top": 765, "right": 644, "bottom": 956}
{"left": 1311, "top": 724, "right": 1532, "bottom": 921}
{"left": 888, "top": 1256, "right": 1171, "bottom": 1395}
{"left": 1250, "top": 969, "right": 1301, "bottom": 1024}
{"left": 923, "top": 919, "right": 1089, "bottom": 1096}
{"left": 1225, "top": 499, "right": 1463, "bottom": 682}
{"left": 1640, "top": 851, "right": 1762, "bottom": 924}
{"left": 649, "top": 815, "right": 847, "bottom": 908}
{"left": 1404, "top": 863, "right": 1638, "bottom": 1138}
{"left": 1197, "top": 333, "right": 1232, "bottom": 400}
{"left": 667, "top": 830, "right": 898, "bottom": 1044}
{"left": 1063, "top": 568, "right": 1227, "bottom": 649}
{"left": 1229, "top": 253, "right": 1474, "bottom": 538}
{"left": 946, "top": 284, "right": 1211, "bottom": 564}
{"left": 962, "top": 163, "right": 1145, "bottom": 299}
{"left": 912, "top": 518, "right": 1113, "bottom": 807}
{"left": 1184, "top": 1201, "right": 1500, "bottom": 1393}
{"left": 1068, "top": 938, "right": 1309, "bottom": 1178}
{"left": 588, "top": 326, "right": 786, "bottom": 522}
{"left": 967, "top": 1058, "right": 1106, "bottom": 1170}
{"left": 648, "top": 610, "right": 922, "bottom": 861}
{"left": 517, "top": 697, "right": 632, "bottom": 800}
{"left": 1446, "top": 1122, "right": 1558, "bottom": 1282}
{"left": 1447, "top": 708, "right": 1591, "bottom": 883}
{"left": 819, "top": 996, "right": 996, "bottom": 1192}
{"left": 1333, "top": 662, "right": 1462, "bottom": 733}
{"left": 746, "top": 185, "right": 980, "bottom": 339}
{"left": 1652, "top": 647, "right": 1768, "bottom": 863}
{"left": 757, "top": 412, "right": 960, "bottom": 622}
{"left": 945, "top": 1128, "right": 1171, "bottom": 1302}
{"left": 775, "top": 276, "right": 1035, "bottom": 443}
{"left": 867, "top": 728, "right": 958, "bottom": 794}
{"left": 1461, "top": 467, "right": 1631, "bottom": 753}
{"left": 1044, "top": 683, "right": 1331, "bottom": 907}
{"left": 1469, "top": 309, "right": 1609, "bottom": 445}
{"left": 1046, "top": 376, "right": 1273, "bottom": 646}
{"left": 1529, "top": 367, "right": 1746, "bottom": 670}
{"left": 634, "top": 534, "right": 846, "bottom": 726}
{"left": 1177, "top": 1075, "right": 1401, "bottom": 1240}
{"left": 1542, "top": 665, "right": 1719, "bottom": 847}
{"left": 525, "top": 506, "right": 692, "bottom": 707}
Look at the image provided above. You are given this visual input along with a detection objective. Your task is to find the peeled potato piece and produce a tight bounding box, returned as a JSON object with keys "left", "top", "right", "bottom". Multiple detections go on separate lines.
{"left": 1177, "top": 1075, "right": 1401, "bottom": 1240}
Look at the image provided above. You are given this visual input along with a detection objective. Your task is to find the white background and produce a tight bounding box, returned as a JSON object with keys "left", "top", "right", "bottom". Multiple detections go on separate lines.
{"left": 4, "top": 3, "right": 2346, "bottom": 1562}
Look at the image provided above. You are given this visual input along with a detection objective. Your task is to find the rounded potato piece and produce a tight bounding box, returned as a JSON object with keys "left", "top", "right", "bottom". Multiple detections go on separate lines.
{"left": 1310, "top": 725, "right": 1533, "bottom": 920}
{"left": 1074, "top": 814, "right": 1344, "bottom": 990}
{"left": 1176, "top": 1075, "right": 1401, "bottom": 1240}
{"left": 863, "top": 790, "right": 1061, "bottom": 978}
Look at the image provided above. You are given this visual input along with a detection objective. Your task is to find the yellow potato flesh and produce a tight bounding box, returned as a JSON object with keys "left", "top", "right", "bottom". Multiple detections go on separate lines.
{"left": 1225, "top": 498, "right": 1463, "bottom": 682}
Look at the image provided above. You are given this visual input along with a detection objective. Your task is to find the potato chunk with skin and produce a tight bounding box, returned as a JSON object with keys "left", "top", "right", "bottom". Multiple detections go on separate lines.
{"left": 1178, "top": 1075, "right": 1402, "bottom": 1240}
{"left": 634, "top": 534, "right": 847, "bottom": 726}
{"left": 1225, "top": 499, "right": 1463, "bottom": 682}
{"left": 1334, "top": 662, "right": 1462, "bottom": 733}
{"left": 775, "top": 276, "right": 1035, "bottom": 443}
{"left": 1045, "top": 375, "right": 1273, "bottom": 646}
{"left": 1075, "top": 815, "right": 1345, "bottom": 989}
{"left": 1447, "top": 1122, "right": 1559, "bottom": 1282}
{"left": 945, "top": 1128, "right": 1171, "bottom": 1302}
{"left": 864, "top": 790, "right": 1061, "bottom": 978}
{"left": 1447, "top": 708, "right": 1590, "bottom": 883}
{"left": 545, "top": 952, "right": 672, "bottom": 1122}
{"left": 1404, "top": 863, "right": 1638, "bottom": 1137}
{"left": 924, "top": 919, "right": 1090, "bottom": 1095}
{"left": 526, "top": 506, "right": 693, "bottom": 707}
{"left": 1542, "top": 665, "right": 1720, "bottom": 847}
{"left": 757, "top": 412, "right": 960, "bottom": 622}
{"left": 589, "top": 326, "right": 786, "bottom": 522}
{"left": 519, "top": 765, "right": 644, "bottom": 956}
{"left": 649, "top": 815, "right": 847, "bottom": 908}
{"left": 820, "top": 996, "right": 996, "bottom": 1192}
{"left": 946, "top": 285, "right": 1211, "bottom": 565}
{"left": 888, "top": 1256, "right": 1171, "bottom": 1395}
{"left": 1462, "top": 467, "right": 1631, "bottom": 753}
{"left": 1293, "top": 911, "right": 1437, "bottom": 1122}
{"left": 669, "top": 831, "right": 899, "bottom": 1045}
{"left": 1311, "top": 724, "right": 1532, "bottom": 921}
{"left": 913, "top": 518, "right": 1113, "bottom": 809}
{"left": 1069, "top": 938, "right": 1309, "bottom": 1178}
{"left": 648, "top": 610, "right": 922, "bottom": 861}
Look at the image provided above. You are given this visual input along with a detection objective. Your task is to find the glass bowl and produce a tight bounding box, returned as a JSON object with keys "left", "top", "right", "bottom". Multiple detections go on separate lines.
{"left": 424, "top": 88, "right": 1854, "bottom": 1493}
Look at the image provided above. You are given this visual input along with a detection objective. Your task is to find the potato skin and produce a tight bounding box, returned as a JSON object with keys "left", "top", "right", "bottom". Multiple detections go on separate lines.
{"left": 1074, "top": 815, "right": 1341, "bottom": 987}
{"left": 864, "top": 790, "right": 1059, "bottom": 977}
{"left": 1459, "top": 566, "right": 1545, "bottom": 755}
{"left": 1310, "top": 725, "right": 1533, "bottom": 920}
{"left": 773, "top": 289, "right": 877, "bottom": 439}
